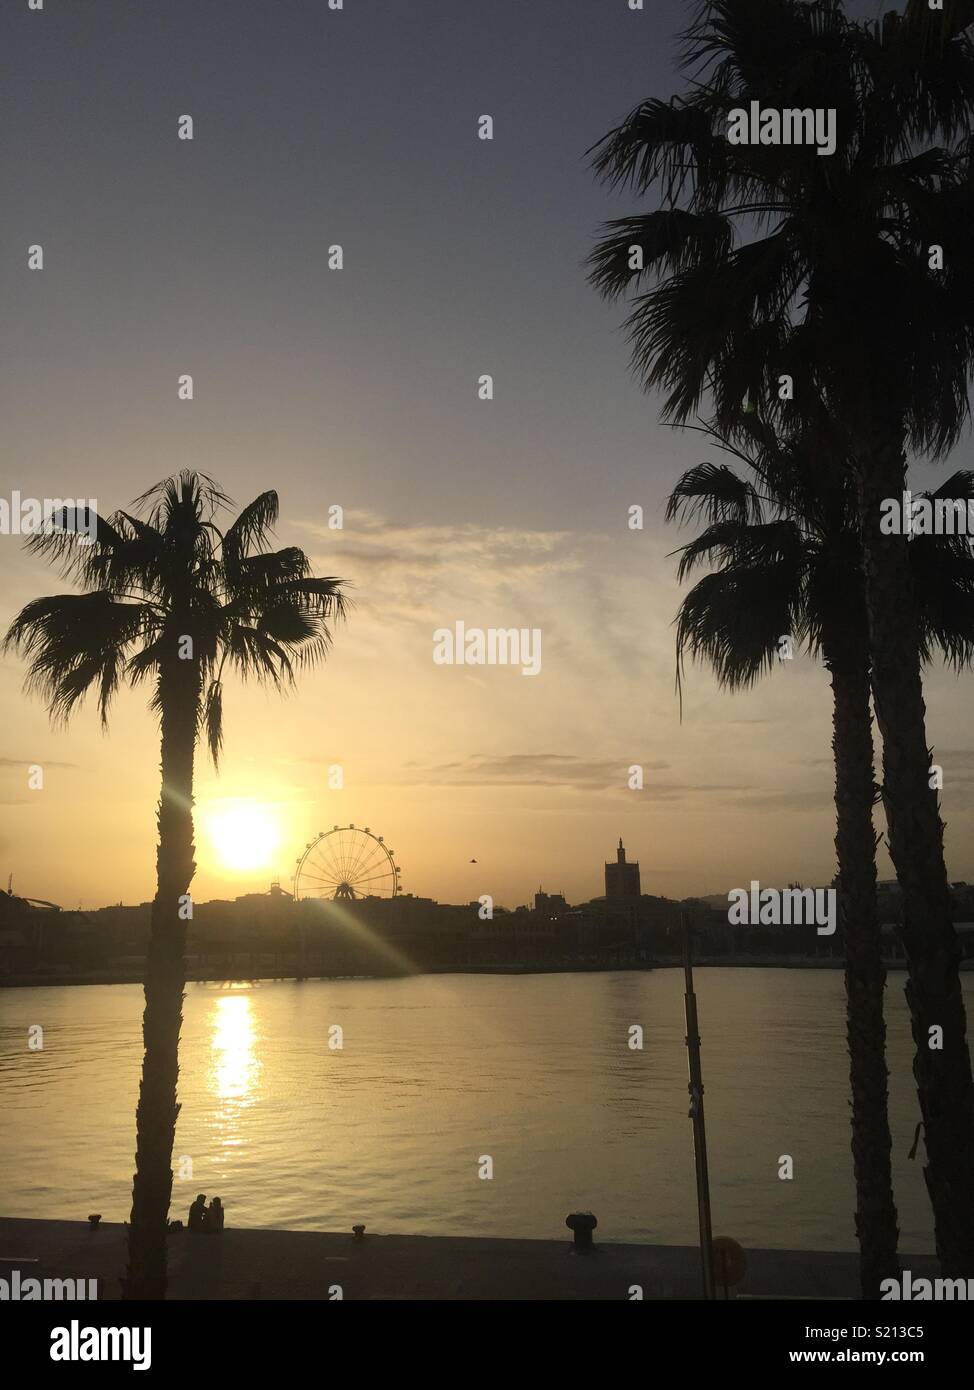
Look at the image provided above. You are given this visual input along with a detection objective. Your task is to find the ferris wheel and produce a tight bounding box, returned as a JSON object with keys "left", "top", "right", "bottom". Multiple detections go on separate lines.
{"left": 293, "top": 824, "right": 401, "bottom": 902}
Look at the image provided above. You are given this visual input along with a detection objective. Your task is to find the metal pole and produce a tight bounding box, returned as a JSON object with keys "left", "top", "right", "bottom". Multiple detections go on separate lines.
{"left": 683, "top": 911, "right": 716, "bottom": 1299}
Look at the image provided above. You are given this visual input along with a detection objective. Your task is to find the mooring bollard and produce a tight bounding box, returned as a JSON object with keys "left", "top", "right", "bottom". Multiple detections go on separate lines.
{"left": 352, "top": 1224, "right": 366, "bottom": 1241}
{"left": 566, "top": 1211, "right": 597, "bottom": 1253}
{"left": 87, "top": 1214, "right": 101, "bottom": 1230}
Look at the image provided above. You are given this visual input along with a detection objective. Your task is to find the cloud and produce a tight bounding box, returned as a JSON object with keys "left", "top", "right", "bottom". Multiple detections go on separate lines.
{"left": 0, "top": 757, "right": 79, "bottom": 769}
{"left": 381, "top": 758, "right": 816, "bottom": 812}
{"left": 292, "top": 508, "right": 681, "bottom": 704}
{"left": 722, "top": 718, "right": 774, "bottom": 727}
{"left": 296, "top": 511, "right": 585, "bottom": 620}
{"left": 734, "top": 788, "right": 833, "bottom": 813}
{"left": 389, "top": 752, "right": 671, "bottom": 791}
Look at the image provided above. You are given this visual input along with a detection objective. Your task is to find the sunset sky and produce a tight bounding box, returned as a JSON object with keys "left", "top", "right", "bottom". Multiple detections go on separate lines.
{"left": 3, "top": 0, "right": 973, "bottom": 911}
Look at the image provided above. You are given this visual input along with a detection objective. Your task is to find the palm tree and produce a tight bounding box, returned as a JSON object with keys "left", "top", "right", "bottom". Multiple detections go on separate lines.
{"left": 4, "top": 471, "right": 347, "bottom": 1298}
{"left": 668, "top": 413, "right": 974, "bottom": 1295}
{"left": 588, "top": 0, "right": 974, "bottom": 1273}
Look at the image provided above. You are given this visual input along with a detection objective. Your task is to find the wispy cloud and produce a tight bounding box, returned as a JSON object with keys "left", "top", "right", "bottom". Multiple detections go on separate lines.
{"left": 0, "top": 757, "right": 79, "bottom": 769}
{"left": 293, "top": 508, "right": 679, "bottom": 698}
{"left": 296, "top": 511, "right": 584, "bottom": 622}
{"left": 394, "top": 752, "right": 672, "bottom": 791}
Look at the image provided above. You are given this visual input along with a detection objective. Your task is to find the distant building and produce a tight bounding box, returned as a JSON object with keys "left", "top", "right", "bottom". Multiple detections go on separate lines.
{"left": 534, "top": 889, "right": 567, "bottom": 916}
{"left": 605, "top": 839, "right": 640, "bottom": 900}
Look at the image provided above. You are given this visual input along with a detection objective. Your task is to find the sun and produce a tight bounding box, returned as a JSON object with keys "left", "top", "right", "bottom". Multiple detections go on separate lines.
{"left": 202, "top": 800, "right": 282, "bottom": 874}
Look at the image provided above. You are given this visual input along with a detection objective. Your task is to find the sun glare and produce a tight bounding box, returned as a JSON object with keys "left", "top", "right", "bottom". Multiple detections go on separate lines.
{"left": 203, "top": 801, "right": 281, "bottom": 874}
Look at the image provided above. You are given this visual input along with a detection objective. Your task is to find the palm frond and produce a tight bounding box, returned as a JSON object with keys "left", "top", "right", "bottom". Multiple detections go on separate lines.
{"left": 202, "top": 680, "right": 224, "bottom": 766}
{"left": 133, "top": 470, "right": 231, "bottom": 531}
{"left": 23, "top": 509, "right": 127, "bottom": 585}
{"left": 4, "top": 593, "right": 155, "bottom": 725}
{"left": 220, "top": 490, "right": 280, "bottom": 579}
{"left": 587, "top": 210, "right": 734, "bottom": 302}
{"left": 666, "top": 461, "right": 764, "bottom": 528}
{"left": 675, "top": 563, "right": 799, "bottom": 695}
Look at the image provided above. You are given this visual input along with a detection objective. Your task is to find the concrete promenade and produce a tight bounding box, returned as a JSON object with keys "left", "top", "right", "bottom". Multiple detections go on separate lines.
{"left": 0, "top": 1218, "right": 940, "bottom": 1300}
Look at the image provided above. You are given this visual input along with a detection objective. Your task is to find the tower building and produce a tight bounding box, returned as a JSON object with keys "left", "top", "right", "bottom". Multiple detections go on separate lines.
{"left": 605, "top": 838, "right": 640, "bottom": 900}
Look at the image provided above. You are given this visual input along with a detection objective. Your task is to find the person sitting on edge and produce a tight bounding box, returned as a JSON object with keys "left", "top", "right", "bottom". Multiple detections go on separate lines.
{"left": 205, "top": 1196, "right": 225, "bottom": 1233}
{"left": 188, "top": 1194, "right": 207, "bottom": 1232}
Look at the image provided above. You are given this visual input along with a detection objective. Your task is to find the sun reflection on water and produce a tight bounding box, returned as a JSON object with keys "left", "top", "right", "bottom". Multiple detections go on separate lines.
{"left": 208, "top": 994, "right": 261, "bottom": 1128}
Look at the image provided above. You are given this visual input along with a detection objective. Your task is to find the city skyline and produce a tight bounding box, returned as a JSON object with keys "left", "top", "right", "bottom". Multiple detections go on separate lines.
{"left": 6, "top": 827, "right": 945, "bottom": 919}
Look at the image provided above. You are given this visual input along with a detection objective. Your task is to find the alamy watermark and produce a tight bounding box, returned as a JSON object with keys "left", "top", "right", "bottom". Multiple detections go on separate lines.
{"left": 433, "top": 621, "right": 542, "bottom": 676}
{"left": 1, "top": 1269, "right": 98, "bottom": 1300}
{"left": 726, "top": 101, "right": 837, "bottom": 157}
{"left": 880, "top": 491, "right": 974, "bottom": 541}
{"left": 0, "top": 492, "right": 98, "bottom": 541}
{"left": 881, "top": 1270, "right": 974, "bottom": 1300}
{"left": 727, "top": 881, "right": 836, "bottom": 935}
{"left": 50, "top": 1320, "right": 151, "bottom": 1371}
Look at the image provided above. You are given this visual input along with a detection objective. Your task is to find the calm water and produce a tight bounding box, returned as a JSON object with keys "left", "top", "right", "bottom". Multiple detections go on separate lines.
{"left": 1, "top": 969, "right": 966, "bottom": 1251}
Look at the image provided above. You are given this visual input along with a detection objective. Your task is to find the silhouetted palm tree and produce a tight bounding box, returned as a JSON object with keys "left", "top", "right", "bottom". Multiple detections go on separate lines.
{"left": 589, "top": 0, "right": 974, "bottom": 1273}
{"left": 4, "top": 472, "right": 347, "bottom": 1298}
{"left": 668, "top": 413, "right": 974, "bottom": 1295}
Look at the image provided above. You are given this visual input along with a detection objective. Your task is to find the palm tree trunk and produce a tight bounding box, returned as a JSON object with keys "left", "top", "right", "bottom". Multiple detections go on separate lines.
{"left": 123, "top": 651, "right": 200, "bottom": 1299}
{"left": 824, "top": 624, "right": 899, "bottom": 1298}
{"left": 856, "top": 424, "right": 974, "bottom": 1275}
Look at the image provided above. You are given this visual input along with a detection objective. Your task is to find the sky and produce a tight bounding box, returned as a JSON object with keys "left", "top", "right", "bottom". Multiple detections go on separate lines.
{"left": 2, "top": 0, "right": 972, "bottom": 911}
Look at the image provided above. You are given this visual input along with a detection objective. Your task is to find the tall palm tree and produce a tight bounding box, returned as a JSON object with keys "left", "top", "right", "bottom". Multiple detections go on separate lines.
{"left": 668, "top": 414, "right": 974, "bottom": 1295}
{"left": 4, "top": 471, "right": 347, "bottom": 1298}
{"left": 588, "top": 0, "right": 974, "bottom": 1273}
